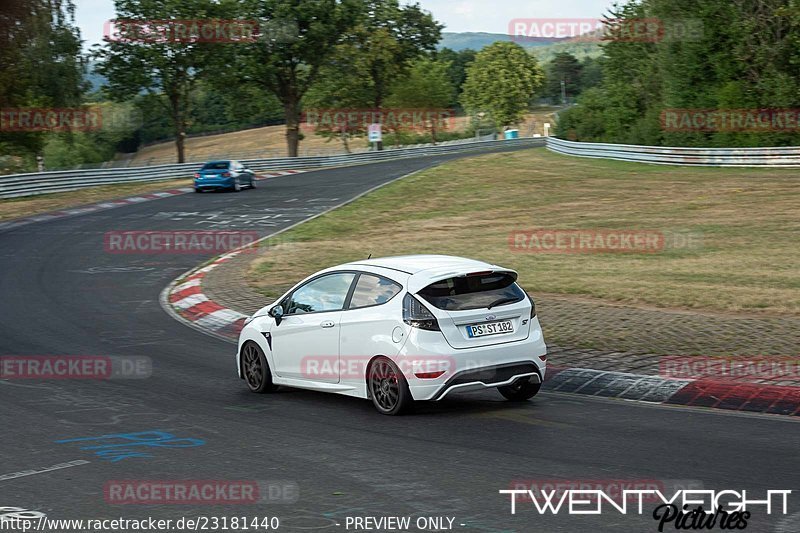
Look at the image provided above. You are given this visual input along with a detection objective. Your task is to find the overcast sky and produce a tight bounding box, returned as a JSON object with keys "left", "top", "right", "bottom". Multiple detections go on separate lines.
{"left": 75, "top": 0, "right": 615, "bottom": 49}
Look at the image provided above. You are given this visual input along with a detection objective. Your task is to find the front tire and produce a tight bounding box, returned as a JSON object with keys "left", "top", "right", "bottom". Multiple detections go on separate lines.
{"left": 249, "top": 176, "right": 257, "bottom": 189}
{"left": 368, "top": 357, "right": 414, "bottom": 415}
{"left": 241, "top": 342, "right": 278, "bottom": 393}
{"left": 498, "top": 377, "right": 541, "bottom": 401}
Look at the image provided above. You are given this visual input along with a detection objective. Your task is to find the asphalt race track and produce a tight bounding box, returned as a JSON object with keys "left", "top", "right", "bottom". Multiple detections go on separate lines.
{"left": 1, "top": 147, "right": 798, "bottom": 533}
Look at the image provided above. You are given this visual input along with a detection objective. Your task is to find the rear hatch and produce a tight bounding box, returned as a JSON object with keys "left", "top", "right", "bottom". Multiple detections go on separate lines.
{"left": 199, "top": 163, "right": 230, "bottom": 179}
{"left": 416, "top": 270, "right": 532, "bottom": 349}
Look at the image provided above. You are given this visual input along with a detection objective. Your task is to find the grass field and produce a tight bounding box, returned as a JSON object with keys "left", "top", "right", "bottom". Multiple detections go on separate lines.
{"left": 249, "top": 148, "right": 800, "bottom": 316}
{"left": 0, "top": 177, "right": 192, "bottom": 221}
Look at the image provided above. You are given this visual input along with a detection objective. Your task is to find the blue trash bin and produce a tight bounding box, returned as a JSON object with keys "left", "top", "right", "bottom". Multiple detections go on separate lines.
{"left": 504, "top": 129, "right": 519, "bottom": 140}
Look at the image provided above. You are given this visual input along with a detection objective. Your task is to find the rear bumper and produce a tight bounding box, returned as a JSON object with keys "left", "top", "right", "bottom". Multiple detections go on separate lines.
{"left": 194, "top": 178, "right": 235, "bottom": 190}
{"left": 400, "top": 319, "right": 547, "bottom": 401}
{"left": 427, "top": 362, "right": 542, "bottom": 400}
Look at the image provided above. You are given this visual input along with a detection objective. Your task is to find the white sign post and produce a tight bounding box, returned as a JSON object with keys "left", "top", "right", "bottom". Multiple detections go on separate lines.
{"left": 368, "top": 123, "right": 382, "bottom": 146}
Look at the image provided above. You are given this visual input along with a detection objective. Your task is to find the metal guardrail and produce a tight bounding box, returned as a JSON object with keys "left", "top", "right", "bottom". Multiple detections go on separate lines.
{"left": 0, "top": 137, "right": 544, "bottom": 199}
{"left": 546, "top": 137, "right": 800, "bottom": 167}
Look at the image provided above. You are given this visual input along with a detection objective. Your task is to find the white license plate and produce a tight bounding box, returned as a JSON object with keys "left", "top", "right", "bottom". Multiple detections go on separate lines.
{"left": 466, "top": 320, "right": 514, "bottom": 338}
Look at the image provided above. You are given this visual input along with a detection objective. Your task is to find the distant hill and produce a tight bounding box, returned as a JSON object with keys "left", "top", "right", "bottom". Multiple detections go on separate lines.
{"left": 439, "top": 31, "right": 604, "bottom": 62}
{"left": 85, "top": 60, "right": 107, "bottom": 92}
{"left": 529, "top": 40, "right": 604, "bottom": 62}
{"left": 438, "top": 32, "right": 560, "bottom": 51}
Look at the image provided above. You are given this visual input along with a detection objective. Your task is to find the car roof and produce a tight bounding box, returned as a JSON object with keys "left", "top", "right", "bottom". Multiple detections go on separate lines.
{"left": 203, "top": 160, "right": 231, "bottom": 165}
{"left": 344, "top": 254, "right": 497, "bottom": 274}
{"left": 340, "top": 255, "right": 517, "bottom": 293}
{"left": 342, "top": 255, "right": 507, "bottom": 275}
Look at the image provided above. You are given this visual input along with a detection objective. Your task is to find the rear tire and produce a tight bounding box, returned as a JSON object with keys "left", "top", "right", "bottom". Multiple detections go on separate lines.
{"left": 498, "top": 377, "right": 541, "bottom": 401}
{"left": 241, "top": 342, "right": 278, "bottom": 393}
{"left": 233, "top": 178, "right": 242, "bottom": 192}
{"left": 367, "top": 357, "right": 414, "bottom": 415}
{"left": 249, "top": 176, "right": 257, "bottom": 189}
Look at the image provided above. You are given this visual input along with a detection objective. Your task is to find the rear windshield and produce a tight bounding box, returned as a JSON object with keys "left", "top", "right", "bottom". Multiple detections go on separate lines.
{"left": 418, "top": 273, "right": 525, "bottom": 311}
{"left": 202, "top": 161, "right": 230, "bottom": 170}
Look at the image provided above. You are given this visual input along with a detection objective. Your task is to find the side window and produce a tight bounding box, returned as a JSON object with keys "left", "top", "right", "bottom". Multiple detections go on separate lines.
{"left": 348, "top": 274, "right": 402, "bottom": 309}
{"left": 286, "top": 273, "right": 356, "bottom": 314}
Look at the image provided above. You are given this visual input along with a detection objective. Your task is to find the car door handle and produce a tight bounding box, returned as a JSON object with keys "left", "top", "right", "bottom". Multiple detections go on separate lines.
{"left": 320, "top": 321, "right": 335, "bottom": 328}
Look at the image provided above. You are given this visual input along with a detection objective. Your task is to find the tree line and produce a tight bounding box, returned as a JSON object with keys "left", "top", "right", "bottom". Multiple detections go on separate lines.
{"left": 558, "top": 0, "right": 800, "bottom": 147}
{"left": 1, "top": 0, "right": 555, "bottom": 171}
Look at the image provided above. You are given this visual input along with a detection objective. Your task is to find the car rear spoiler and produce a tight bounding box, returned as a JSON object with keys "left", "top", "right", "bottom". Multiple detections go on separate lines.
{"left": 407, "top": 268, "right": 518, "bottom": 294}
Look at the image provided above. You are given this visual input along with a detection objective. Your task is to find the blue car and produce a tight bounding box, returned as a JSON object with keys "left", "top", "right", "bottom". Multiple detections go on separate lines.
{"left": 194, "top": 160, "right": 256, "bottom": 192}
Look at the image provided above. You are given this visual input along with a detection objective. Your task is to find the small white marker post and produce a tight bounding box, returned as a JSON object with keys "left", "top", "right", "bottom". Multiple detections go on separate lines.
{"left": 543, "top": 123, "right": 551, "bottom": 137}
{"left": 368, "top": 123, "right": 382, "bottom": 150}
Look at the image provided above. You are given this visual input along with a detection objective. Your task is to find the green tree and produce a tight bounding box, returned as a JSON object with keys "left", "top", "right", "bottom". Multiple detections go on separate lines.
{"left": 300, "top": 1, "right": 442, "bottom": 152}
{"left": 544, "top": 52, "right": 582, "bottom": 103}
{"left": 461, "top": 42, "right": 544, "bottom": 129}
{"left": 350, "top": 1, "right": 442, "bottom": 149}
{"left": 360, "top": 1, "right": 442, "bottom": 109}
{"left": 579, "top": 56, "right": 604, "bottom": 92}
{"left": 435, "top": 47, "right": 476, "bottom": 106}
{"left": 303, "top": 42, "right": 376, "bottom": 153}
{"left": 0, "top": 0, "right": 86, "bottom": 171}
{"left": 93, "top": 0, "right": 225, "bottom": 163}
{"left": 386, "top": 58, "right": 455, "bottom": 143}
{"left": 558, "top": 0, "right": 800, "bottom": 147}
{"left": 236, "top": 0, "right": 363, "bottom": 157}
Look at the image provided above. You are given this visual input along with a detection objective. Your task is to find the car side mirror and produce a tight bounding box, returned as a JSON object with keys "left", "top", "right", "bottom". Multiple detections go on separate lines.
{"left": 270, "top": 305, "right": 285, "bottom": 325}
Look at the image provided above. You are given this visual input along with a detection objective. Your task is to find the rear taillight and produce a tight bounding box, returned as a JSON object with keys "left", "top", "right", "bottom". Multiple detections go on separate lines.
{"left": 403, "top": 293, "right": 440, "bottom": 331}
{"left": 222, "top": 172, "right": 231, "bottom": 177}
{"left": 526, "top": 291, "right": 537, "bottom": 318}
{"left": 194, "top": 172, "right": 200, "bottom": 178}
{"left": 415, "top": 370, "right": 446, "bottom": 379}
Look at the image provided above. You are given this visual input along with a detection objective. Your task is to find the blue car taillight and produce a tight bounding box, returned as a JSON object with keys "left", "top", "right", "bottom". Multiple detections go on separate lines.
{"left": 403, "top": 293, "right": 440, "bottom": 331}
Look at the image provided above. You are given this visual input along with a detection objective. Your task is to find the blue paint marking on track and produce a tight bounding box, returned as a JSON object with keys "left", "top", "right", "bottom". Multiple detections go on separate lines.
{"left": 55, "top": 430, "right": 205, "bottom": 462}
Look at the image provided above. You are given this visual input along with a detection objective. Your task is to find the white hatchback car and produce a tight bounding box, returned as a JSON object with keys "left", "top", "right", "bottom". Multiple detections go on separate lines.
{"left": 236, "top": 255, "right": 547, "bottom": 415}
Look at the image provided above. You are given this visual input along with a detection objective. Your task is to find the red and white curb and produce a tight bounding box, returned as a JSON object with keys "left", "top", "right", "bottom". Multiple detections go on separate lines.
{"left": 545, "top": 366, "right": 800, "bottom": 416}
{"left": 0, "top": 170, "right": 303, "bottom": 233}
{"left": 164, "top": 250, "right": 252, "bottom": 341}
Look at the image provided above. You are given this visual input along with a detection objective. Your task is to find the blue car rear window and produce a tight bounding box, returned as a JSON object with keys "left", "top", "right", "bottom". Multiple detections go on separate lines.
{"left": 202, "top": 162, "right": 229, "bottom": 170}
